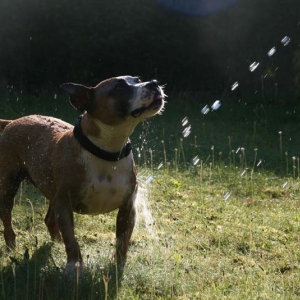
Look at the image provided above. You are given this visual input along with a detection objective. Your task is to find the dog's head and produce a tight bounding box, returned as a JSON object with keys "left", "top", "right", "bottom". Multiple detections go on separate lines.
{"left": 60, "top": 76, "right": 165, "bottom": 125}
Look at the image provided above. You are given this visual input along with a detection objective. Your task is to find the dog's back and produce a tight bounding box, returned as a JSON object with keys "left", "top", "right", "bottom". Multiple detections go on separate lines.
{"left": 0, "top": 115, "right": 74, "bottom": 200}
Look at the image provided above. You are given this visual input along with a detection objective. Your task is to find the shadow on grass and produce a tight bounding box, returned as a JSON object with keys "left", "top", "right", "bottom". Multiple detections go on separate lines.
{"left": 0, "top": 243, "right": 124, "bottom": 300}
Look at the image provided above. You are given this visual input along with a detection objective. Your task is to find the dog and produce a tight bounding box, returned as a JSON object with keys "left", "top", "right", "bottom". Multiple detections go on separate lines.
{"left": 0, "top": 75, "right": 165, "bottom": 270}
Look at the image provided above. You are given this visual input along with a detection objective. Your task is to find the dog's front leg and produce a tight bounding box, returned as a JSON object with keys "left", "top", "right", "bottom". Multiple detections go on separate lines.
{"left": 115, "top": 191, "right": 137, "bottom": 267}
{"left": 54, "top": 193, "right": 83, "bottom": 271}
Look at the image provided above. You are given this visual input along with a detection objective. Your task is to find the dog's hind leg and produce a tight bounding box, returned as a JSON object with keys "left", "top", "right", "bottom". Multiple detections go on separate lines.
{"left": 0, "top": 172, "right": 23, "bottom": 249}
{"left": 44, "top": 202, "right": 62, "bottom": 241}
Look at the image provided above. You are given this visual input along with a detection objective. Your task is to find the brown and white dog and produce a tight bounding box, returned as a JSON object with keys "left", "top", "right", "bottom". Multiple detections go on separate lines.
{"left": 0, "top": 75, "right": 165, "bottom": 270}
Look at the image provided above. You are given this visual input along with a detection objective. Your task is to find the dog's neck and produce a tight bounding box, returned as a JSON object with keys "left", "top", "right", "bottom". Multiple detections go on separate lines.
{"left": 80, "top": 114, "right": 138, "bottom": 153}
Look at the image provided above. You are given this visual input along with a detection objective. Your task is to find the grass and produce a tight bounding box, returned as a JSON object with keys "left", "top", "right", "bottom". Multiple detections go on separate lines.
{"left": 1, "top": 90, "right": 300, "bottom": 299}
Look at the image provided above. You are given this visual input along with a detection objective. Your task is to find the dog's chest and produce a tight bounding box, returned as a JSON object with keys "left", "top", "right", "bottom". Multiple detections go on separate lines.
{"left": 77, "top": 152, "right": 134, "bottom": 215}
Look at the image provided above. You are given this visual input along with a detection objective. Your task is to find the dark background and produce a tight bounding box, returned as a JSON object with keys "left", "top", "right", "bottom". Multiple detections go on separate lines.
{"left": 0, "top": 0, "right": 299, "bottom": 97}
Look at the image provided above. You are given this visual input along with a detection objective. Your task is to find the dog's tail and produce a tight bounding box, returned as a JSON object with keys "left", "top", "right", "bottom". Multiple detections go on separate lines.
{"left": 0, "top": 119, "right": 12, "bottom": 131}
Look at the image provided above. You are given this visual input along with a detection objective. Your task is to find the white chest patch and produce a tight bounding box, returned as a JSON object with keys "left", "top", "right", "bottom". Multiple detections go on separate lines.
{"left": 77, "top": 151, "right": 135, "bottom": 215}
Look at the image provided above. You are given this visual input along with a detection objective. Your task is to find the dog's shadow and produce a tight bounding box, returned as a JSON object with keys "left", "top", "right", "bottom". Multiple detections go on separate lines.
{"left": 1, "top": 243, "right": 124, "bottom": 300}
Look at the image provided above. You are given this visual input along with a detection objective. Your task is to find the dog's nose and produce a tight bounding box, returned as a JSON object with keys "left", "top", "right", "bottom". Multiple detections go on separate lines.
{"left": 147, "top": 79, "right": 159, "bottom": 89}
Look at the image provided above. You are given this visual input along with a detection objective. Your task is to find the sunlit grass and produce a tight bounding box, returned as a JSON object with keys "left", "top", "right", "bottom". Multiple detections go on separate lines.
{"left": 1, "top": 165, "right": 300, "bottom": 299}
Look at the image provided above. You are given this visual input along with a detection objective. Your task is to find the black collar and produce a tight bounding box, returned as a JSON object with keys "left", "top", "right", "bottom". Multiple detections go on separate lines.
{"left": 73, "top": 115, "right": 132, "bottom": 161}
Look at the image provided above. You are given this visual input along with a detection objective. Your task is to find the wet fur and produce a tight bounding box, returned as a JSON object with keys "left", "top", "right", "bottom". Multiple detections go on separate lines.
{"left": 0, "top": 75, "right": 165, "bottom": 271}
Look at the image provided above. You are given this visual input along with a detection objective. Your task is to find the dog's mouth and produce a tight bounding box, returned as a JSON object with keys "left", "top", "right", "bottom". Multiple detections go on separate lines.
{"left": 130, "top": 95, "right": 164, "bottom": 118}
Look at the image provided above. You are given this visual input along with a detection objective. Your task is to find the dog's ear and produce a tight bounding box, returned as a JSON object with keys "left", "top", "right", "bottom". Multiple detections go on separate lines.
{"left": 60, "top": 83, "right": 93, "bottom": 112}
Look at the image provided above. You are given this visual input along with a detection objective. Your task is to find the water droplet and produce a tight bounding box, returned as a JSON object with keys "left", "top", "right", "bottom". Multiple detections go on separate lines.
{"left": 249, "top": 61, "right": 260, "bottom": 72}
{"left": 182, "top": 117, "right": 189, "bottom": 126}
{"left": 146, "top": 175, "right": 154, "bottom": 184}
{"left": 54, "top": 94, "right": 57, "bottom": 99}
{"left": 231, "top": 81, "right": 239, "bottom": 91}
{"left": 282, "top": 181, "right": 288, "bottom": 188}
{"left": 182, "top": 125, "right": 191, "bottom": 138}
{"left": 281, "top": 36, "right": 291, "bottom": 46}
{"left": 241, "top": 169, "right": 246, "bottom": 176}
{"left": 201, "top": 105, "right": 210, "bottom": 114}
{"left": 192, "top": 156, "right": 200, "bottom": 165}
{"left": 157, "top": 162, "right": 163, "bottom": 170}
{"left": 224, "top": 192, "right": 231, "bottom": 201}
{"left": 256, "top": 160, "right": 262, "bottom": 167}
{"left": 211, "top": 100, "right": 221, "bottom": 111}
{"left": 267, "top": 47, "right": 276, "bottom": 56}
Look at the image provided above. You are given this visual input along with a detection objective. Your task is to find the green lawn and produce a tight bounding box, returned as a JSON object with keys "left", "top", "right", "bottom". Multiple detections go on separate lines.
{"left": 1, "top": 92, "right": 300, "bottom": 299}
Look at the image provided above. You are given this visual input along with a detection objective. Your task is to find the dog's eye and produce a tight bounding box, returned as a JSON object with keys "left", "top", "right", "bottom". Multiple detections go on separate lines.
{"left": 114, "top": 80, "right": 127, "bottom": 92}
